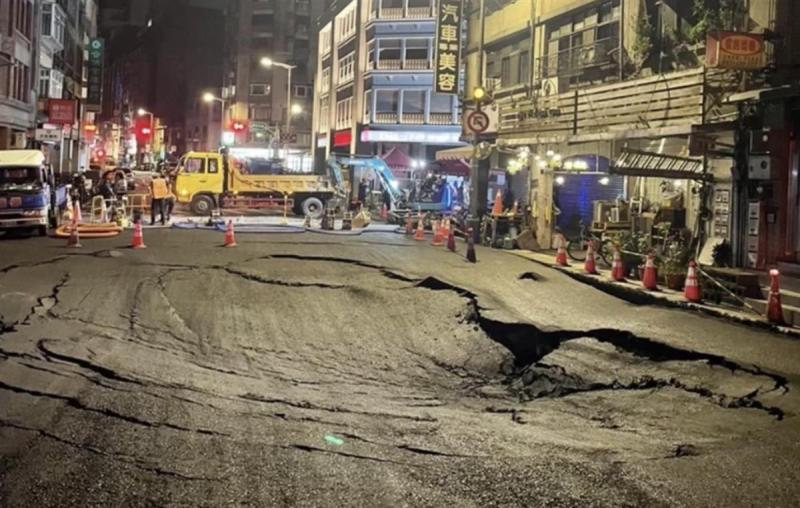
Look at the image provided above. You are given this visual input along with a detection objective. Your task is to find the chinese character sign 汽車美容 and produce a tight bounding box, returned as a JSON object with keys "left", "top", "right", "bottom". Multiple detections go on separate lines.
{"left": 434, "top": 0, "right": 462, "bottom": 95}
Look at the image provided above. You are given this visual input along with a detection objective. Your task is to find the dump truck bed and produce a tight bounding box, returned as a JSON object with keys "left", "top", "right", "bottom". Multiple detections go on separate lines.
{"left": 229, "top": 170, "right": 333, "bottom": 195}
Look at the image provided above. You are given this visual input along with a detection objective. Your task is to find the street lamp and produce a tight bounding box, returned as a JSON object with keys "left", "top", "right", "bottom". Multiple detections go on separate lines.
{"left": 260, "top": 56, "right": 298, "bottom": 135}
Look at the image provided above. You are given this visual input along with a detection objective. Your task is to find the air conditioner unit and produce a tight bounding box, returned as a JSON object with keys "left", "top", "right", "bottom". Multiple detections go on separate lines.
{"left": 540, "top": 77, "right": 562, "bottom": 97}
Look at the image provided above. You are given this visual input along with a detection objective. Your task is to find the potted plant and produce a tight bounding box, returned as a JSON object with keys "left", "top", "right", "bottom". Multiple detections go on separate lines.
{"left": 619, "top": 231, "right": 649, "bottom": 278}
{"left": 660, "top": 240, "right": 691, "bottom": 291}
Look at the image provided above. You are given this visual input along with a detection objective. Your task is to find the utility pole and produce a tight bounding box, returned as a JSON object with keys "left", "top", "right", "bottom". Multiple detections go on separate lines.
{"left": 467, "top": 0, "right": 488, "bottom": 240}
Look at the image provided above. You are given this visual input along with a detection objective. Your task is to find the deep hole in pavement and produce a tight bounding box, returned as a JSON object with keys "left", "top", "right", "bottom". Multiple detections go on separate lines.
{"left": 414, "top": 275, "right": 788, "bottom": 419}
{"left": 518, "top": 272, "right": 541, "bottom": 281}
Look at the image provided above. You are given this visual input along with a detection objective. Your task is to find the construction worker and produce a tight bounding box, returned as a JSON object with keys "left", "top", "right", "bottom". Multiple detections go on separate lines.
{"left": 150, "top": 171, "right": 170, "bottom": 225}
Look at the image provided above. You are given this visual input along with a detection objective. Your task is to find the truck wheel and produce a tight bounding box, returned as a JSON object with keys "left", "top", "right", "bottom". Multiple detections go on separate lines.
{"left": 301, "top": 197, "right": 324, "bottom": 219}
{"left": 191, "top": 195, "right": 215, "bottom": 216}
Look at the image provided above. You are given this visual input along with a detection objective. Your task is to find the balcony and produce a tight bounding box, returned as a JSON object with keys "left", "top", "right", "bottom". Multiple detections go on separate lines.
{"left": 369, "top": 2, "right": 433, "bottom": 20}
{"left": 428, "top": 113, "right": 454, "bottom": 125}
{"left": 370, "top": 112, "right": 455, "bottom": 125}
{"left": 406, "top": 5, "right": 433, "bottom": 18}
{"left": 538, "top": 36, "right": 620, "bottom": 84}
{"left": 401, "top": 113, "right": 424, "bottom": 124}
{"left": 374, "top": 113, "right": 399, "bottom": 123}
{"left": 369, "top": 59, "right": 432, "bottom": 71}
{"left": 41, "top": 2, "right": 66, "bottom": 53}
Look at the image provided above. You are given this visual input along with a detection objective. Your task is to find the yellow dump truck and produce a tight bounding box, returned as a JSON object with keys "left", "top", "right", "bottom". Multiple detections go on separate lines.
{"left": 174, "top": 150, "right": 345, "bottom": 217}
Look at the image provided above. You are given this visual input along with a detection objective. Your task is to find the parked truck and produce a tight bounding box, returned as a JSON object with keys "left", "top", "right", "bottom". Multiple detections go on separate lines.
{"left": 174, "top": 150, "right": 346, "bottom": 217}
{"left": 0, "top": 150, "right": 69, "bottom": 236}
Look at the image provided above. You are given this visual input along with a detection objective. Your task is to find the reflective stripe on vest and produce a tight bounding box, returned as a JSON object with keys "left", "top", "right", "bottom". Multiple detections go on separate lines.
{"left": 152, "top": 178, "right": 169, "bottom": 199}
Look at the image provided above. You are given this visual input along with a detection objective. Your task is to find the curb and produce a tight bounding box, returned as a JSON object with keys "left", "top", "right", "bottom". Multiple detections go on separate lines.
{"left": 508, "top": 250, "right": 800, "bottom": 339}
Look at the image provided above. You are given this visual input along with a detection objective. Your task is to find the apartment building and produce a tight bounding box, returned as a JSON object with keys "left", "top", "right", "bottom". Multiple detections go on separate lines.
{"left": 0, "top": 0, "right": 38, "bottom": 149}
{"left": 313, "top": 0, "right": 462, "bottom": 172}
{"left": 466, "top": 0, "right": 800, "bottom": 269}
{"left": 223, "top": 0, "right": 321, "bottom": 150}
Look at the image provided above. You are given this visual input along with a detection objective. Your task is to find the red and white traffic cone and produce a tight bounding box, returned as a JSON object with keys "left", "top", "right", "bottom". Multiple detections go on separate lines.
{"left": 414, "top": 213, "right": 426, "bottom": 241}
{"left": 73, "top": 201, "right": 82, "bottom": 225}
{"left": 555, "top": 234, "right": 568, "bottom": 266}
{"left": 431, "top": 220, "right": 445, "bottom": 247}
{"left": 131, "top": 221, "right": 146, "bottom": 249}
{"left": 466, "top": 228, "right": 477, "bottom": 263}
{"left": 223, "top": 220, "right": 238, "bottom": 247}
{"left": 684, "top": 260, "right": 702, "bottom": 303}
{"left": 642, "top": 253, "right": 658, "bottom": 291}
{"left": 767, "top": 268, "right": 785, "bottom": 325}
{"left": 611, "top": 246, "right": 626, "bottom": 282}
{"left": 584, "top": 240, "right": 598, "bottom": 274}
{"left": 66, "top": 224, "right": 81, "bottom": 248}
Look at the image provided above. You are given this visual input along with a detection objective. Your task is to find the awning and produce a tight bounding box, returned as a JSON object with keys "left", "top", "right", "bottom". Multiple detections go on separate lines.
{"left": 381, "top": 147, "right": 413, "bottom": 170}
{"left": 610, "top": 149, "right": 711, "bottom": 181}
{"left": 430, "top": 159, "right": 470, "bottom": 177}
{"left": 435, "top": 145, "right": 473, "bottom": 160}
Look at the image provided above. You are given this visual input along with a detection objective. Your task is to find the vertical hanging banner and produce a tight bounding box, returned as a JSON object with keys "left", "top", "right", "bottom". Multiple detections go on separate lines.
{"left": 86, "top": 38, "right": 104, "bottom": 110}
{"left": 434, "top": 0, "right": 462, "bottom": 95}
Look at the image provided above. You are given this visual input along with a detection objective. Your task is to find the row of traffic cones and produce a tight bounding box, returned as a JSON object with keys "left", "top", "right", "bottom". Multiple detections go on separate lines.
{"left": 553, "top": 235, "right": 787, "bottom": 325}
{"left": 407, "top": 212, "right": 476, "bottom": 262}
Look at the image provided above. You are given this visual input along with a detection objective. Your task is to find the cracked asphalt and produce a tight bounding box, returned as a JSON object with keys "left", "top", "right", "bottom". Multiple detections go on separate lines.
{"left": 1, "top": 229, "right": 799, "bottom": 507}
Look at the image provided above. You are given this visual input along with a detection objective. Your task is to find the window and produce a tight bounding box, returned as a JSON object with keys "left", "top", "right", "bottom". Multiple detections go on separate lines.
{"left": 401, "top": 90, "right": 425, "bottom": 115}
{"left": 252, "top": 14, "right": 274, "bottom": 27}
{"left": 519, "top": 51, "right": 530, "bottom": 84}
{"left": 250, "top": 83, "right": 270, "bottom": 96}
{"left": 320, "top": 24, "right": 332, "bottom": 54}
{"left": 407, "top": 0, "right": 431, "bottom": 8}
{"left": 338, "top": 52, "right": 355, "bottom": 84}
{"left": 404, "top": 39, "right": 430, "bottom": 61}
{"left": 377, "top": 39, "right": 401, "bottom": 62}
{"left": 319, "top": 103, "right": 329, "bottom": 131}
{"left": 208, "top": 158, "right": 219, "bottom": 174}
{"left": 250, "top": 105, "right": 271, "bottom": 120}
{"left": 501, "top": 57, "right": 511, "bottom": 86}
{"left": 335, "top": 97, "right": 353, "bottom": 129}
{"left": 185, "top": 158, "right": 206, "bottom": 174}
{"left": 430, "top": 93, "right": 452, "bottom": 114}
{"left": 364, "top": 90, "right": 372, "bottom": 122}
{"left": 14, "top": 0, "right": 33, "bottom": 39}
{"left": 336, "top": 3, "right": 357, "bottom": 43}
{"left": 375, "top": 90, "right": 399, "bottom": 114}
{"left": 293, "top": 85, "right": 309, "bottom": 98}
{"left": 39, "top": 69, "right": 50, "bottom": 98}
{"left": 320, "top": 67, "right": 331, "bottom": 94}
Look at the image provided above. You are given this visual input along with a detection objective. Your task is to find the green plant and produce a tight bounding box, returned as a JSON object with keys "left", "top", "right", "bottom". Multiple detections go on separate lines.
{"left": 660, "top": 238, "right": 692, "bottom": 289}
{"left": 689, "top": 0, "right": 747, "bottom": 44}
{"left": 632, "top": 8, "right": 654, "bottom": 72}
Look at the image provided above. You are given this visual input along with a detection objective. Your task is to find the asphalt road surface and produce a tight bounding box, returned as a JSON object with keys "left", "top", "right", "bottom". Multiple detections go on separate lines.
{"left": 1, "top": 228, "right": 799, "bottom": 507}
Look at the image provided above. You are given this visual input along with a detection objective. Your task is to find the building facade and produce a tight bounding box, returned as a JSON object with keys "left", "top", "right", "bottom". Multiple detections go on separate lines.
{"left": 223, "top": 0, "right": 321, "bottom": 152}
{"left": 312, "top": 0, "right": 462, "bottom": 174}
{"left": 466, "top": 0, "right": 800, "bottom": 269}
{"left": 0, "top": 0, "right": 38, "bottom": 149}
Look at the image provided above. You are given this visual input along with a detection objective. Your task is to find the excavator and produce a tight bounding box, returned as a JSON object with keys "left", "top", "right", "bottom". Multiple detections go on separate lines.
{"left": 327, "top": 154, "right": 455, "bottom": 224}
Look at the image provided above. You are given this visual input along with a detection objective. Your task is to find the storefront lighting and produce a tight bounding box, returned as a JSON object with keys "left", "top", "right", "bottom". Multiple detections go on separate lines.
{"left": 563, "top": 161, "right": 574, "bottom": 170}
{"left": 555, "top": 176, "right": 565, "bottom": 185}
{"left": 534, "top": 154, "right": 541, "bottom": 161}
{"left": 546, "top": 150, "right": 555, "bottom": 157}
{"left": 537, "top": 160, "right": 547, "bottom": 170}
{"left": 674, "top": 180, "right": 684, "bottom": 188}
{"left": 599, "top": 177, "right": 610, "bottom": 185}
{"left": 553, "top": 153, "right": 562, "bottom": 162}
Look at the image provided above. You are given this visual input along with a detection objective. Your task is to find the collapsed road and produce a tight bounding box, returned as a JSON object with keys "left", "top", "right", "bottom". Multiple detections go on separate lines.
{"left": 1, "top": 229, "right": 799, "bottom": 507}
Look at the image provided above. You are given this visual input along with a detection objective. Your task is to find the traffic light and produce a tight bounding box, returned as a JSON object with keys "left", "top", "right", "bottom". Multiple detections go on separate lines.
{"left": 230, "top": 119, "right": 249, "bottom": 134}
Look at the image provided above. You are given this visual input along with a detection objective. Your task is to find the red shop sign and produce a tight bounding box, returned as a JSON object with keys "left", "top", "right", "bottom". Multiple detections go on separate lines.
{"left": 48, "top": 99, "right": 77, "bottom": 125}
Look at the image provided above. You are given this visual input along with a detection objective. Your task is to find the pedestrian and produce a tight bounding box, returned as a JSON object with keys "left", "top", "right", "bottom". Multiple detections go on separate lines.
{"left": 357, "top": 176, "right": 368, "bottom": 209}
{"left": 150, "top": 171, "right": 170, "bottom": 225}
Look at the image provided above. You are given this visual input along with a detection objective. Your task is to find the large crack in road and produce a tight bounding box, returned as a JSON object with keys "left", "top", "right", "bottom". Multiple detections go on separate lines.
{"left": 1, "top": 244, "right": 796, "bottom": 506}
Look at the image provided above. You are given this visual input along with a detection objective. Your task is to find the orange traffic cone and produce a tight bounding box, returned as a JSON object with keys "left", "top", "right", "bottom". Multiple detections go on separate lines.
{"left": 584, "top": 240, "right": 598, "bottom": 274}
{"left": 66, "top": 224, "right": 81, "bottom": 248}
{"left": 131, "top": 221, "right": 146, "bottom": 249}
{"left": 223, "top": 220, "right": 238, "bottom": 247}
{"left": 466, "top": 228, "right": 476, "bottom": 263}
{"left": 431, "top": 220, "right": 445, "bottom": 247}
{"left": 555, "top": 234, "right": 568, "bottom": 266}
{"left": 766, "top": 268, "right": 785, "bottom": 325}
{"left": 611, "top": 246, "right": 626, "bottom": 282}
{"left": 73, "top": 200, "right": 82, "bottom": 224}
{"left": 684, "top": 260, "right": 701, "bottom": 303}
{"left": 447, "top": 228, "right": 456, "bottom": 252}
{"left": 642, "top": 253, "right": 658, "bottom": 290}
{"left": 491, "top": 190, "right": 503, "bottom": 216}
{"left": 414, "top": 213, "right": 426, "bottom": 241}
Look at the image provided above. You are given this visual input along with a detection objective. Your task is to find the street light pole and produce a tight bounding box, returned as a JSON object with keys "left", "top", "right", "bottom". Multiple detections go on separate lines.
{"left": 285, "top": 65, "right": 293, "bottom": 133}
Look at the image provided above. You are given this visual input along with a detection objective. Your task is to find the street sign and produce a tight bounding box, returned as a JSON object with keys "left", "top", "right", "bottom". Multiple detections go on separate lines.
{"left": 35, "top": 129, "right": 61, "bottom": 143}
{"left": 434, "top": 0, "right": 462, "bottom": 95}
{"left": 465, "top": 110, "right": 489, "bottom": 134}
{"left": 86, "top": 38, "right": 104, "bottom": 109}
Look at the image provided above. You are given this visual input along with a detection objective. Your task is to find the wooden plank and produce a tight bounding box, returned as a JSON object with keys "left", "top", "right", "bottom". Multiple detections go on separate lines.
{"left": 578, "top": 107, "right": 703, "bottom": 130}
{"left": 575, "top": 86, "right": 704, "bottom": 113}
{"left": 576, "top": 74, "right": 704, "bottom": 105}
{"left": 572, "top": 67, "right": 704, "bottom": 97}
{"left": 580, "top": 97, "right": 704, "bottom": 124}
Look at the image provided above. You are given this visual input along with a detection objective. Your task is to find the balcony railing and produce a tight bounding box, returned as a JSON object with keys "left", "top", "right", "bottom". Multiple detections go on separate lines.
{"left": 401, "top": 113, "right": 424, "bottom": 124}
{"left": 428, "top": 113, "right": 454, "bottom": 125}
{"left": 374, "top": 113, "right": 399, "bottom": 123}
{"left": 370, "top": 59, "right": 432, "bottom": 71}
{"left": 369, "top": 5, "right": 432, "bottom": 20}
{"left": 538, "top": 36, "right": 620, "bottom": 82}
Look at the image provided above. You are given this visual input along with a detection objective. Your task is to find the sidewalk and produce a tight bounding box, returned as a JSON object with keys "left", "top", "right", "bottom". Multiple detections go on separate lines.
{"left": 508, "top": 249, "right": 800, "bottom": 337}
